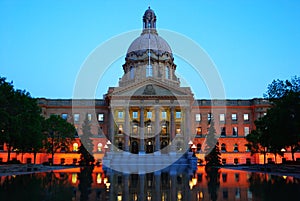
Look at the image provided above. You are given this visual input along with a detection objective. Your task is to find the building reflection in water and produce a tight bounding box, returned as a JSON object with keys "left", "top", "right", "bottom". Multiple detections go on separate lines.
{"left": 0, "top": 166, "right": 299, "bottom": 201}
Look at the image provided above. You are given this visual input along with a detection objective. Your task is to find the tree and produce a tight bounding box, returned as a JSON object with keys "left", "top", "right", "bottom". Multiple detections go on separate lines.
{"left": 0, "top": 77, "right": 45, "bottom": 163}
{"left": 43, "top": 115, "right": 76, "bottom": 164}
{"left": 78, "top": 114, "right": 95, "bottom": 166}
{"left": 204, "top": 118, "right": 221, "bottom": 166}
{"left": 205, "top": 167, "right": 220, "bottom": 201}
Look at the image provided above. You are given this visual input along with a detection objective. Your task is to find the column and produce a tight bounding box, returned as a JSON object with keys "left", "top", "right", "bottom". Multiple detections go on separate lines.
{"left": 109, "top": 107, "right": 115, "bottom": 152}
{"left": 124, "top": 106, "right": 130, "bottom": 152}
{"left": 155, "top": 106, "right": 160, "bottom": 152}
{"left": 184, "top": 106, "right": 191, "bottom": 151}
{"left": 139, "top": 174, "right": 145, "bottom": 201}
{"left": 123, "top": 174, "right": 129, "bottom": 201}
{"left": 170, "top": 106, "right": 175, "bottom": 140}
{"left": 154, "top": 171, "right": 161, "bottom": 200}
{"left": 139, "top": 106, "right": 145, "bottom": 154}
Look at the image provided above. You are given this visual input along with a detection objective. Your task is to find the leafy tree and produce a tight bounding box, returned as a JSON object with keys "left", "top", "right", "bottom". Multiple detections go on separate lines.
{"left": 0, "top": 77, "right": 45, "bottom": 162}
{"left": 43, "top": 115, "right": 76, "bottom": 164}
{"left": 204, "top": 118, "right": 221, "bottom": 166}
{"left": 78, "top": 114, "right": 95, "bottom": 166}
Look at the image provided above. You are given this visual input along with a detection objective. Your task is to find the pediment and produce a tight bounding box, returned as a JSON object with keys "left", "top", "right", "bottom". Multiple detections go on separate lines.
{"left": 109, "top": 79, "right": 193, "bottom": 98}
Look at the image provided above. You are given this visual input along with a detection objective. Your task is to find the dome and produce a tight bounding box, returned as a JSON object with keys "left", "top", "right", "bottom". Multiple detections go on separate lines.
{"left": 127, "top": 33, "right": 172, "bottom": 54}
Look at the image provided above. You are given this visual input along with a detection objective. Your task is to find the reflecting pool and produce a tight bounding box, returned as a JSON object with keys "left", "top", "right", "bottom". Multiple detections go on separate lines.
{"left": 0, "top": 166, "right": 299, "bottom": 201}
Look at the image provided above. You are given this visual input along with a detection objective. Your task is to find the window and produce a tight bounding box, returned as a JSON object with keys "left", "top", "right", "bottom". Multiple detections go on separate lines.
{"left": 221, "top": 127, "right": 226, "bottom": 137}
{"left": 146, "top": 64, "right": 153, "bottom": 77}
{"left": 244, "top": 127, "right": 250, "bottom": 136}
{"left": 208, "top": 113, "right": 212, "bottom": 122}
{"left": 147, "top": 111, "right": 152, "bottom": 119}
{"left": 195, "top": 114, "right": 201, "bottom": 122}
{"left": 243, "top": 113, "right": 249, "bottom": 121}
{"left": 162, "top": 111, "right": 167, "bottom": 119}
{"left": 221, "top": 143, "right": 226, "bottom": 152}
{"left": 118, "top": 124, "right": 123, "bottom": 134}
{"left": 118, "top": 111, "right": 123, "bottom": 119}
{"left": 219, "top": 114, "right": 225, "bottom": 122}
{"left": 165, "top": 66, "right": 170, "bottom": 79}
{"left": 161, "top": 124, "right": 167, "bottom": 134}
{"left": 222, "top": 173, "right": 227, "bottom": 181}
{"left": 234, "top": 144, "right": 239, "bottom": 152}
{"left": 61, "top": 113, "right": 68, "bottom": 120}
{"left": 233, "top": 127, "right": 238, "bottom": 136}
{"left": 196, "top": 127, "right": 202, "bottom": 135}
{"left": 60, "top": 158, "right": 65, "bottom": 165}
{"left": 175, "top": 124, "right": 181, "bottom": 134}
{"left": 245, "top": 145, "right": 250, "bottom": 152}
{"left": 97, "top": 143, "right": 103, "bottom": 152}
{"left": 73, "top": 143, "right": 78, "bottom": 152}
{"left": 132, "top": 124, "right": 138, "bottom": 135}
{"left": 234, "top": 158, "right": 239, "bottom": 165}
{"left": 133, "top": 111, "right": 138, "bottom": 119}
{"left": 176, "top": 111, "right": 181, "bottom": 119}
{"left": 130, "top": 66, "right": 135, "bottom": 79}
{"left": 74, "top": 114, "right": 80, "bottom": 122}
{"left": 222, "top": 158, "right": 227, "bottom": 165}
{"left": 147, "top": 124, "right": 152, "bottom": 134}
{"left": 232, "top": 113, "right": 237, "bottom": 121}
{"left": 98, "top": 113, "right": 104, "bottom": 121}
{"left": 87, "top": 113, "right": 92, "bottom": 121}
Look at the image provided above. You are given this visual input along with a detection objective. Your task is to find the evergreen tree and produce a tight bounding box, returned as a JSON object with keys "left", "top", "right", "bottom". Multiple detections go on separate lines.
{"left": 204, "top": 118, "right": 221, "bottom": 166}
{"left": 78, "top": 114, "right": 95, "bottom": 166}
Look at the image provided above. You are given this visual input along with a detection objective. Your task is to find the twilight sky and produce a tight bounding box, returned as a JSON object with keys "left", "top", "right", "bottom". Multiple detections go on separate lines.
{"left": 0, "top": 0, "right": 299, "bottom": 99}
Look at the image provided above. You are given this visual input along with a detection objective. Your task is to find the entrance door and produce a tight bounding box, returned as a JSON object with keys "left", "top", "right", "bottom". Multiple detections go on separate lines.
{"left": 131, "top": 141, "right": 139, "bottom": 154}
{"left": 146, "top": 141, "right": 154, "bottom": 153}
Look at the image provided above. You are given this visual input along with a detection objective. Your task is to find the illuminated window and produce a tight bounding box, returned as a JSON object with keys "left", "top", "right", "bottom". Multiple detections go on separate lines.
{"left": 72, "top": 173, "right": 77, "bottom": 184}
{"left": 219, "top": 114, "right": 225, "bottom": 122}
{"left": 244, "top": 113, "right": 249, "bottom": 121}
{"left": 133, "top": 111, "right": 138, "bottom": 119}
{"left": 73, "top": 143, "right": 79, "bottom": 152}
{"left": 196, "top": 127, "right": 202, "bottom": 135}
{"left": 161, "top": 124, "right": 167, "bottom": 134}
{"left": 244, "top": 127, "right": 250, "bottom": 136}
{"left": 118, "top": 111, "right": 123, "bottom": 119}
{"left": 176, "top": 111, "right": 181, "bottom": 118}
{"left": 232, "top": 113, "right": 237, "bottom": 121}
{"left": 147, "top": 111, "right": 152, "bottom": 119}
{"left": 195, "top": 114, "right": 201, "bottom": 122}
{"left": 98, "top": 113, "right": 104, "bottom": 121}
{"left": 97, "top": 143, "right": 103, "bottom": 152}
{"left": 147, "top": 124, "right": 152, "bottom": 134}
{"left": 118, "top": 124, "right": 123, "bottom": 134}
{"left": 161, "top": 111, "right": 167, "bottom": 119}
{"left": 208, "top": 113, "right": 212, "bottom": 122}
{"left": 74, "top": 114, "right": 80, "bottom": 122}
{"left": 61, "top": 113, "right": 68, "bottom": 120}
{"left": 132, "top": 124, "right": 138, "bottom": 135}
{"left": 233, "top": 127, "right": 238, "bottom": 136}
{"left": 176, "top": 124, "right": 181, "bottom": 134}
{"left": 87, "top": 113, "right": 92, "bottom": 121}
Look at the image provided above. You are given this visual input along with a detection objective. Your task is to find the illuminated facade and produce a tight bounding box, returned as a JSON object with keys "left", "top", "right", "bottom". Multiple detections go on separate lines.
{"left": 0, "top": 7, "right": 299, "bottom": 165}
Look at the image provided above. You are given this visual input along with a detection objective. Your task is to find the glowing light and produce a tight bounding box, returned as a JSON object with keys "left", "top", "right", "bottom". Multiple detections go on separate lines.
{"left": 177, "top": 191, "right": 182, "bottom": 200}
{"left": 191, "top": 144, "right": 197, "bottom": 149}
{"left": 283, "top": 175, "right": 287, "bottom": 179}
{"left": 107, "top": 140, "right": 111, "bottom": 145}
{"left": 192, "top": 177, "right": 197, "bottom": 186}
{"left": 117, "top": 194, "right": 122, "bottom": 201}
{"left": 71, "top": 173, "right": 77, "bottom": 184}
{"left": 97, "top": 173, "right": 102, "bottom": 184}
{"left": 189, "top": 180, "right": 193, "bottom": 189}
{"left": 188, "top": 140, "right": 193, "bottom": 145}
{"left": 281, "top": 148, "right": 286, "bottom": 152}
{"left": 197, "top": 191, "right": 203, "bottom": 199}
{"left": 103, "top": 177, "right": 108, "bottom": 184}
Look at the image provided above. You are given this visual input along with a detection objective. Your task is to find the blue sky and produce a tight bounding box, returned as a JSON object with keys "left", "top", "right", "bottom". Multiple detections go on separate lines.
{"left": 0, "top": 0, "right": 299, "bottom": 99}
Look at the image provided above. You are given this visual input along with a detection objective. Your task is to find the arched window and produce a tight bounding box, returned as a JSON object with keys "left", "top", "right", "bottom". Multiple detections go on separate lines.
{"left": 73, "top": 143, "right": 78, "bottom": 152}
{"left": 118, "top": 124, "right": 123, "bottom": 134}
{"left": 98, "top": 143, "right": 103, "bottom": 152}
{"left": 146, "top": 65, "right": 153, "bottom": 77}
{"left": 234, "top": 143, "right": 239, "bottom": 152}
{"left": 130, "top": 66, "right": 135, "bottom": 79}
{"left": 221, "top": 143, "right": 226, "bottom": 152}
{"left": 165, "top": 66, "right": 170, "bottom": 79}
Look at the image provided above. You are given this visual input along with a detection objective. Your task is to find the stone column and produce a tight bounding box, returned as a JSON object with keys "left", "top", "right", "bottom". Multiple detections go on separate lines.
{"left": 154, "top": 171, "right": 161, "bottom": 200}
{"left": 123, "top": 174, "right": 129, "bottom": 201}
{"left": 184, "top": 106, "right": 191, "bottom": 151}
{"left": 139, "top": 174, "right": 145, "bottom": 201}
{"left": 109, "top": 107, "right": 115, "bottom": 152}
{"left": 139, "top": 106, "right": 145, "bottom": 154}
{"left": 170, "top": 106, "right": 175, "bottom": 140}
{"left": 124, "top": 106, "right": 130, "bottom": 152}
{"left": 155, "top": 106, "right": 160, "bottom": 152}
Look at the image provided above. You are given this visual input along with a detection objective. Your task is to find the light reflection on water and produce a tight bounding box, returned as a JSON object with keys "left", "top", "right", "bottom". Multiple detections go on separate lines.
{"left": 0, "top": 166, "right": 299, "bottom": 201}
